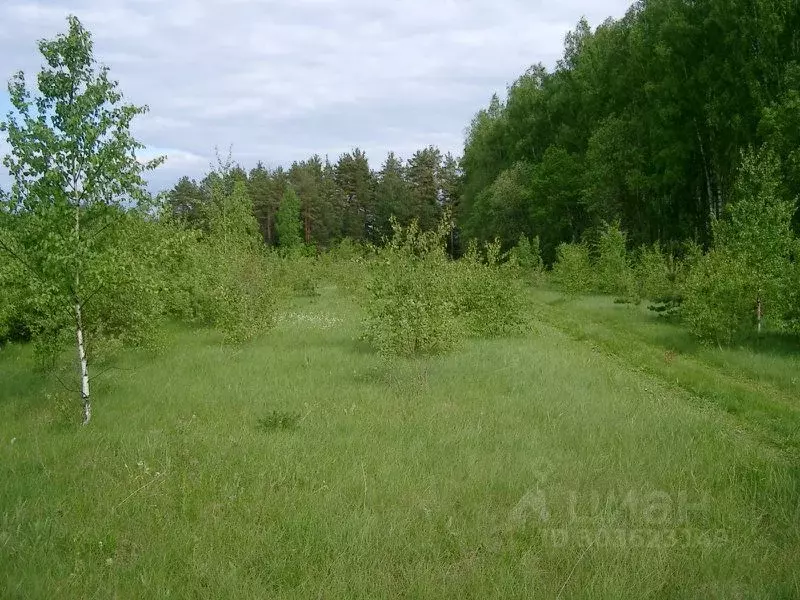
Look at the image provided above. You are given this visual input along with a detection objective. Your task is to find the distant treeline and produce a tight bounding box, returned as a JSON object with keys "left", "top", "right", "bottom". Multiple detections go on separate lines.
{"left": 165, "top": 148, "right": 460, "bottom": 250}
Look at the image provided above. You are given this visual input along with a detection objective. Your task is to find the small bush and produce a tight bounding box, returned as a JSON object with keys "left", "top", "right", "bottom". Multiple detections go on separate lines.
{"left": 787, "top": 240, "right": 800, "bottom": 334}
{"left": 158, "top": 179, "right": 278, "bottom": 344}
{"left": 326, "top": 238, "right": 362, "bottom": 262}
{"left": 635, "top": 242, "right": 673, "bottom": 301}
{"left": 595, "top": 221, "right": 636, "bottom": 300}
{"left": 645, "top": 241, "right": 701, "bottom": 319}
{"left": 363, "top": 219, "right": 462, "bottom": 357}
{"left": 681, "top": 250, "right": 751, "bottom": 344}
{"left": 363, "top": 217, "right": 528, "bottom": 357}
{"left": 551, "top": 242, "right": 594, "bottom": 295}
{"left": 453, "top": 239, "right": 528, "bottom": 338}
{"left": 214, "top": 252, "right": 276, "bottom": 344}
{"left": 292, "top": 273, "right": 320, "bottom": 298}
{"left": 319, "top": 239, "right": 372, "bottom": 297}
{"left": 160, "top": 230, "right": 276, "bottom": 344}
{"left": 272, "top": 254, "right": 321, "bottom": 298}
{"left": 507, "top": 234, "right": 545, "bottom": 285}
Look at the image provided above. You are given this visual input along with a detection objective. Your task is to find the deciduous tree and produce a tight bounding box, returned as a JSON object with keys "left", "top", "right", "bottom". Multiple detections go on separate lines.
{"left": 0, "top": 16, "right": 163, "bottom": 424}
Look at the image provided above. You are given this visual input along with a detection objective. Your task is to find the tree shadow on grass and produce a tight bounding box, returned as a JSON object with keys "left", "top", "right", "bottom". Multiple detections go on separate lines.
{"left": 0, "top": 344, "right": 52, "bottom": 405}
{"left": 648, "top": 317, "right": 800, "bottom": 360}
{"left": 733, "top": 331, "right": 800, "bottom": 358}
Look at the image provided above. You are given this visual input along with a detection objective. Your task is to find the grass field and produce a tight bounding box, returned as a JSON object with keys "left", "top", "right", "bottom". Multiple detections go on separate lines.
{"left": 1, "top": 284, "right": 799, "bottom": 598}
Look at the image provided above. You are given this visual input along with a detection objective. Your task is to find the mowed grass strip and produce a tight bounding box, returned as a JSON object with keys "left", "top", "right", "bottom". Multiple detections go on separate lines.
{"left": 1, "top": 288, "right": 798, "bottom": 598}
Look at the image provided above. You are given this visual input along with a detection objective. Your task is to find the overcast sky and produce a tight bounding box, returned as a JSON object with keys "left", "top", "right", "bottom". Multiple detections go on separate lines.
{"left": 0, "top": 0, "right": 632, "bottom": 191}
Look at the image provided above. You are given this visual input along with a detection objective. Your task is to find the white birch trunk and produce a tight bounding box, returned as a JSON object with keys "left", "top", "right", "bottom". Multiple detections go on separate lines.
{"left": 74, "top": 201, "right": 91, "bottom": 425}
{"left": 76, "top": 301, "right": 91, "bottom": 424}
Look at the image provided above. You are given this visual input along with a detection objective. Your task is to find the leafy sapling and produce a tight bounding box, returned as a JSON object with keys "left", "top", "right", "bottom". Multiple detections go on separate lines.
{"left": 0, "top": 16, "right": 163, "bottom": 424}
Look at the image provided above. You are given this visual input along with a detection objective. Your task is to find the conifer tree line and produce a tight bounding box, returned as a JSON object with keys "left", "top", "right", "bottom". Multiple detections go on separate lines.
{"left": 166, "top": 147, "right": 461, "bottom": 250}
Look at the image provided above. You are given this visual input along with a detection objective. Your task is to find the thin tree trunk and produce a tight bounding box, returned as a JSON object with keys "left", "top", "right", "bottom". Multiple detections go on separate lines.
{"left": 74, "top": 203, "right": 91, "bottom": 424}
{"left": 76, "top": 301, "right": 91, "bottom": 424}
{"left": 695, "top": 122, "right": 716, "bottom": 224}
{"left": 756, "top": 296, "right": 763, "bottom": 335}
{"left": 266, "top": 212, "right": 273, "bottom": 245}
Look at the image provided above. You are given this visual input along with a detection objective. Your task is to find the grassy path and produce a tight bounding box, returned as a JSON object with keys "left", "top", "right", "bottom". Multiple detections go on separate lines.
{"left": 530, "top": 291, "right": 800, "bottom": 455}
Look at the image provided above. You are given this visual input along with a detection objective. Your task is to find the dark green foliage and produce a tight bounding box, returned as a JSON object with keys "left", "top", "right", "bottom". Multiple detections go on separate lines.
{"left": 788, "top": 239, "right": 800, "bottom": 333}
{"left": 249, "top": 162, "right": 285, "bottom": 246}
{"left": 166, "top": 143, "right": 461, "bottom": 253}
{"left": 373, "top": 152, "right": 412, "bottom": 240}
{"left": 165, "top": 176, "right": 209, "bottom": 229}
{"left": 406, "top": 146, "right": 443, "bottom": 232}
{"left": 292, "top": 272, "right": 320, "bottom": 298}
{"left": 335, "top": 149, "right": 373, "bottom": 241}
{"left": 458, "top": 0, "right": 800, "bottom": 251}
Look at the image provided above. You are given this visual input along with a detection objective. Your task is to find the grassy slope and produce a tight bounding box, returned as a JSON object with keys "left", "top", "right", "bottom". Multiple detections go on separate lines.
{"left": 1, "top": 286, "right": 798, "bottom": 599}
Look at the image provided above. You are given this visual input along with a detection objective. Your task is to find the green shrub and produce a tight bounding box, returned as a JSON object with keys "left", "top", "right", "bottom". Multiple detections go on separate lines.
{"left": 787, "top": 239, "right": 800, "bottom": 333}
{"left": 681, "top": 250, "right": 752, "bottom": 344}
{"left": 552, "top": 242, "right": 594, "bottom": 295}
{"left": 292, "top": 272, "right": 320, "bottom": 298}
{"left": 214, "top": 252, "right": 276, "bottom": 343}
{"left": 635, "top": 242, "right": 673, "bottom": 301}
{"left": 453, "top": 239, "right": 528, "bottom": 337}
{"left": 363, "top": 219, "right": 462, "bottom": 357}
{"left": 0, "top": 259, "right": 30, "bottom": 344}
{"left": 319, "top": 240, "right": 373, "bottom": 297}
{"left": 160, "top": 181, "right": 277, "bottom": 344}
{"left": 363, "top": 217, "right": 529, "bottom": 356}
{"left": 276, "top": 187, "right": 303, "bottom": 250}
{"left": 507, "top": 234, "right": 545, "bottom": 285}
{"left": 271, "top": 254, "right": 320, "bottom": 298}
{"left": 326, "top": 237, "right": 362, "bottom": 262}
{"left": 595, "top": 221, "right": 636, "bottom": 300}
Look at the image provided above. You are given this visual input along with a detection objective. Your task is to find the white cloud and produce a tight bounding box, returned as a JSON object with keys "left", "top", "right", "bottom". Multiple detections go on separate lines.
{"left": 0, "top": 0, "right": 633, "bottom": 190}
{"left": 137, "top": 147, "right": 206, "bottom": 168}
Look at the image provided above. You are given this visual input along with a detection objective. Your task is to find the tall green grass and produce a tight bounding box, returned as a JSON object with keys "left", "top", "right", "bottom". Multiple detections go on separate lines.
{"left": 1, "top": 286, "right": 798, "bottom": 598}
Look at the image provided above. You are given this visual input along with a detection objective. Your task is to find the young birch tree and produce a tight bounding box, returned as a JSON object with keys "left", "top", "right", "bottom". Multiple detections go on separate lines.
{"left": 0, "top": 16, "right": 163, "bottom": 424}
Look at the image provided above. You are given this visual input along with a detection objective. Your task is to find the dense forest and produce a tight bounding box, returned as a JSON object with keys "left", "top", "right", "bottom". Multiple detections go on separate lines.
{"left": 459, "top": 0, "right": 800, "bottom": 261}
{"left": 166, "top": 0, "right": 800, "bottom": 264}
